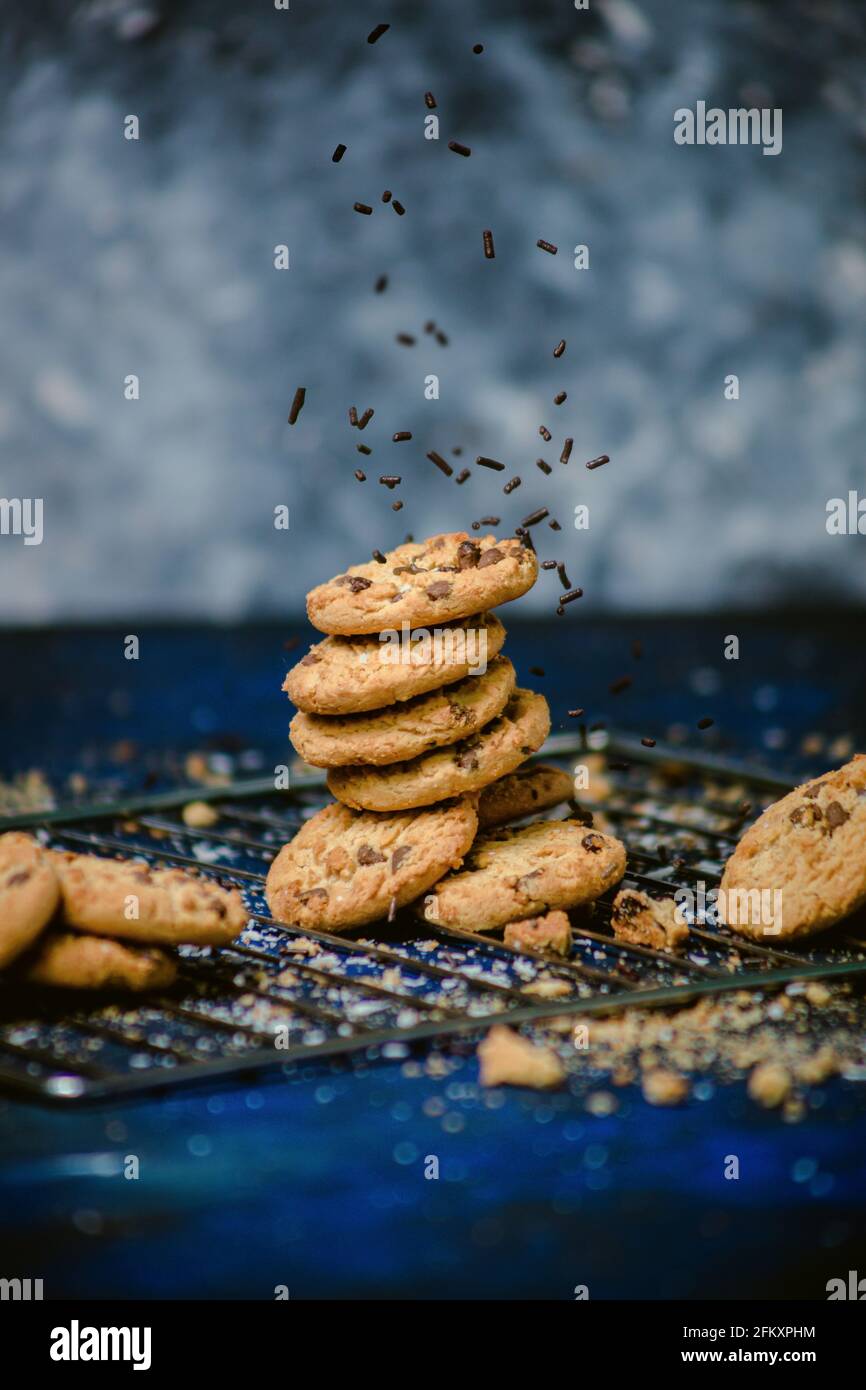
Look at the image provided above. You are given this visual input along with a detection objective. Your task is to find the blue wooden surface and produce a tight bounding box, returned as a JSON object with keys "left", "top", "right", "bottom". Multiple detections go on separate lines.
{"left": 1, "top": 616, "right": 866, "bottom": 1298}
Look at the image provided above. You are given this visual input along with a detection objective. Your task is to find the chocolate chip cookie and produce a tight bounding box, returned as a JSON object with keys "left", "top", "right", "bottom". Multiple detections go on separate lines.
{"left": 327, "top": 688, "right": 550, "bottom": 812}
{"left": 50, "top": 852, "right": 248, "bottom": 946}
{"left": 306, "top": 532, "right": 538, "bottom": 635}
{"left": 418, "top": 818, "right": 626, "bottom": 930}
{"left": 477, "top": 763, "right": 574, "bottom": 829}
{"left": 290, "top": 655, "right": 516, "bottom": 768}
{"left": 0, "top": 832, "right": 60, "bottom": 968}
{"left": 720, "top": 754, "right": 866, "bottom": 940}
{"left": 265, "top": 796, "right": 478, "bottom": 931}
{"left": 285, "top": 611, "right": 506, "bottom": 715}
{"left": 22, "top": 932, "right": 178, "bottom": 991}
{"left": 610, "top": 889, "right": 688, "bottom": 951}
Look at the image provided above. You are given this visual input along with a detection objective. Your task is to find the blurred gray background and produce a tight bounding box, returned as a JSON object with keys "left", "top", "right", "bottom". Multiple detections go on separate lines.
{"left": 1, "top": 0, "right": 865, "bottom": 623}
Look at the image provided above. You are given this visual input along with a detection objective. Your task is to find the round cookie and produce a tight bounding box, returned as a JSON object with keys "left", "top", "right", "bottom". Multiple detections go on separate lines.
{"left": 285, "top": 612, "right": 506, "bottom": 715}
{"left": 290, "top": 655, "right": 516, "bottom": 768}
{"left": 418, "top": 818, "right": 626, "bottom": 931}
{"left": 50, "top": 852, "right": 248, "bottom": 946}
{"left": 22, "top": 932, "right": 177, "bottom": 991}
{"left": 265, "top": 796, "right": 478, "bottom": 932}
{"left": 327, "top": 688, "right": 551, "bottom": 813}
{"left": 477, "top": 763, "right": 575, "bottom": 829}
{"left": 306, "top": 532, "right": 538, "bottom": 636}
{"left": 0, "top": 832, "right": 60, "bottom": 968}
{"left": 720, "top": 754, "right": 866, "bottom": 941}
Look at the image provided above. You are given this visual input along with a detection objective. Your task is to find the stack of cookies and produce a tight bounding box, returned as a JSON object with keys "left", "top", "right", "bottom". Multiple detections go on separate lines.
{"left": 268, "top": 531, "right": 627, "bottom": 935}
{"left": 0, "top": 833, "right": 246, "bottom": 991}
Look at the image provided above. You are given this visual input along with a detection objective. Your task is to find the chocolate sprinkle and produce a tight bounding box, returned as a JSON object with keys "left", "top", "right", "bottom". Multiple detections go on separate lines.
{"left": 557, "top": 563, "right": 571, "bottom": 589}
{"left": 396, "top": 333, "right": 416, "bottom": 346}
{"left": 560, "top": 438, "right": 573, "bottom": 465}
{"left": 641, "top": 737, "right": 656, "bottom": 747}
{"left": 448, "top": 141, "right": 471, "bottom": 157}
{"left": 356, "top": 443, "right": 372, "bottom": 455}
{"left": 392, "top": 431, "right": 412, "bottom": 442}
{"left": 287, "top": 387, "right": 306, "bottom": 425}
{"left": 332, "top": 144, "right": 347, "bottom": 163}
{"left": 537, "top": 239, "right": 557, "bottom": 254}
{"left": 455, "top": 468, "right": 470, "bottom": 484}
{"left": 379, "top": 475, "right": 401, "bottom": 489}
{"left": 609, "top": 675, "right": 633, "bottom": 695}
{"left": 521, "top": 507, "right": 549, "bottom": 528}
{"left": 567, "top": 708, "right": 585, "bottom": 718}
{"left": 427, "top": 450, "right": 453, "bottom": 477}
{"left": 538, "top": 425, "right": 552, "bottom": 442}
{"left": 530, "top": 666, "right": 545, "bottom": 677}
{"left": 425, "top": 92, "right": 437, "bottom": 109}
{"left": 503, "top": 476, "right": 521, "bottom": 494}
{"left": 554, "top": 392, "right": 567, "bottom": 405}
{"left": 586, "top": 454, "right": 610, "bottom": 470}
{"left": 697, "top": 717, "right": 715, "bottom": 730}
{"left": 536, "top": 458, "right": 552, "bottom": 475}
{"left": 357, "top": 409, "right": 374, "bottom": 430}
{"left": 549, "top": 519, "right": 562, "bottom": 531}
{"left": 354, "top": 202, "right": 373, "bottom": 215}
{"left": 392, "top": 500, "right": 403, "bottom": 511}
{"left": 480, "top": 515, "right": 500, "bottom": 525}
{"left": 374, "top": 275, "right": 388, "bottom": 293}
{"left": 476, "top": 455, "right": 505, "bottom": 472}
{"left": 392, "top": 200, "right": 406, "bottom": 216}
{"left": 367, "top": 23, "right": 390, "bottom": 43}
{"left": 381, "top": 189, "right": 392, "bottom": 203}
{"left": 354, "top": 470, "right": 366, "bottom": 482}
{"left": 553, "top": 339, "right": 566, "bottom": 358}
{"left": 561, "top": 587, "right": 583, "bottom": 605}
{"left": 372, "top": 550, "right": 387, "bottom": 564}
{"left": 541, "top": 560, "right": 556, "bottom": 570}
{"left": 483, "top": 229, "right": 495, "bottom": 259}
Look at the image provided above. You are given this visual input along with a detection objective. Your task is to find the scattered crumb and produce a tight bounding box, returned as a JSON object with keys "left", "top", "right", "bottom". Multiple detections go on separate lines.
{"left": 282, "top": 936, "right": 321, "bottom": 956}
{"left": 0, "top": 769, "right": 55, "bottom": 816}
{"left": 478, "top": 1024, "right": 565, "bottom": 1089}
{"left": 642, "top": 1069, "right": 688, "bottom": 1105}
{"left": 522, "top": 976, "right": 572, "bottom": 998}
{"left": 747, "top": 1062, "right": 791, "bottom": 1108}
{"left": 184, "top": 752, "right": 231, "bottom": 787}
{"left": 504, "top": 910, "right": 571, "bottom": 956}
{"left": 805, "top": 982, "right": 831, "bottom": 1008}
{"left": 610, "top": 889, "right": 689, "bottom": 951}
{"left": 182, "top": 800, "right": 219, "bottom": 828}
{"left": 585, "top": 1090, "right": 618, "bottom": 1116}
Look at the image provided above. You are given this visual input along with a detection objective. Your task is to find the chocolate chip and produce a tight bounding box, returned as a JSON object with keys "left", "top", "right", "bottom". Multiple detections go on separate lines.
{"left": 804, "top": 781, "right": 828, "bottom": 800}
{"left": 391, "top": 846, "right": 412, "bottom": 872}
{"left": 455, "top": 747, "right": 480, "bottom": 770}
{"left": 457, "top": 540, "right": 481, "bottom": 570}
{"left": 825, "top": 801, "right": 850, "bottom": 831}
{"left": 300, "top": 887, "right": 328, "bottom": 904}
{"left": 357, "top": 844, "right": 386, "bottom": 865}
{"left": 301, "top": 652, "right": 321, "bottom": 666}
{"left": 336, "top": 575, "right": 372, "bottom": 593}
{"left": 582, "top": 833, "right": 605, "bottom": 853}
{"left": 426, "top": 581, "right": 452, "bottom": 599}
{"left": 477, "top": 548, "right": 503, "bottom": 568}
{"left": 6, "top": 870, "right": 31, "bottom": 887}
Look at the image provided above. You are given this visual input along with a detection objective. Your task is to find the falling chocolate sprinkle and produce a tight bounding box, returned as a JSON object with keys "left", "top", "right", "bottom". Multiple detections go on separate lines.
{"left": 427, "top": 450, "right": 453, "bottom": 477}
{"left": 396, "top": 334, "right": 416, "bottom": 347}
{"left": 354, "top": 470, "right": 366, "bottom": 482}
{"left": 348, "top": 405, "right": 359, "bottom": 427}
{"left": 521, "top": 507, "right": 549, "bottom": 527}
{"left": 609, "top": 675, "right": 632, "bottom": 695}
{"left": 536, "top": 458, "right": 552, "bottom": 475}
{"left": 480, "top": 515, "right": 500, "bottom": 525}
{"left": 356, "top": 443, "right": 372, "bottom": 455}
{"left": 449, "top": 141, "right": 471, "bottom": 157}
{"left": 381, "top": 189, "right": 392, "bottom": 203}
{"left": 287, "top": 387, "right": 306, "bottom": 425}
{"left": 503, "top": 476, "right": 521, "bottom": 494}
{"left": 560, "top": 438, "right": 573, "bottom": 465}
{"left": 548, "top": 520, "right": 561, "bottom": 531}
{"left": 483, "top": 229, "right": 495, "bottom": 259}
{"left": 283, "top": 636, "right": 300, "bottom": 651}
{"left": 455, "top": 469, "right": 470, "bottom": 484}
{"left": 435, "top": 329, "right": 447, "bottom": 344}
{"left": 557, "top": 563, "right": 570, "bottom": 589}
{"left": 392, "top": 500, "right": 403, "bottom": 511}
{"left": 392, "top": 431, "right": 412, "bottom": 442}
{"left": 367, "top": 23, "right": 389, "bottom": 43}
{"left": 537, "top": 239, "right": 557, "bottom": 254}
{"left": 424, "top": 321, "right": 436, "bottom": 333}
{"left": 392, "top": 200, "right": 406, "bottom": 216}
{"left": 554, "top": 392, "right": 567, "bottom": 405}
{"left": 473, "top": 43, "right": 484, "bottom": 53}
{"left": 357, "top": 409, "right": 374, "bottom": 430}
{"left": 553, "top": 339, "right": 566, "bottom": 358}
{"left": 538, "top": 425, "right": 552, "bottom": 442}
{"left": 586, "top": 454, "right": 610, "bottom": 470}
{"left": 561, "top": 587, "right": 583, "bottom": 605}
{"left": 476, "top": 455, "right": 505, "bottom": 472}
{"left": 379, "top": 475, "right": 401, "bottom": 489}
{"left": 541, "top": 560, "right": 556, "bottom": 570}
{"left": 556, "top": 606, "right": 565, "bottom": 616}
{"left": 697, "top": 717, "right": 715, "bottom": 730}
{"left": 567, "top": 708, "right": 585, "bottom": 718}
{"left": 529, "top": 666, "right": 545, "bottom": 677}
{"left": 354, "top": 202, "right": 373, "bottom": 215}
{"left": 375, "top": 275, "right": 388, "bottom": 293}
{"left": 332, "top": 144, "right": 347, "bottom": 163}
{"left": 641, "top": 737, "right": 656, "bottom": 747}
{"left": 425, "top": 92, "right": 437, "bottom": 109}
{"left": 632, "top": 640, "right": 643, "bottom": 660}
{"left": 452, "top": 446, "right": 463, "bottom": 455}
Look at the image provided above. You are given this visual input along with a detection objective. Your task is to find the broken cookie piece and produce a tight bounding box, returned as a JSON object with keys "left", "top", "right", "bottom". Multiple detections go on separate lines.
{"left": 504, "top": 909, "right": 571, "bottom": 956}
{"left": 610, "top": 889, "right": 688, "bottom": 951}
{"left": 477, "top": 1023, "right": 565, "bottom": 1089}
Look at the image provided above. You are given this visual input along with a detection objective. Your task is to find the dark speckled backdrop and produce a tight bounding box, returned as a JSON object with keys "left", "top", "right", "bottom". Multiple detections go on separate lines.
{"left": 1, "top": 0, "right": 865, "bottom": 623}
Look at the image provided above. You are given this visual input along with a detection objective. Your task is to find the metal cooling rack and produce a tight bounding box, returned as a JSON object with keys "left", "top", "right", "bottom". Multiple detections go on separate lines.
{"left": 2, "top": 731, "right": 866, "bottom": 1104}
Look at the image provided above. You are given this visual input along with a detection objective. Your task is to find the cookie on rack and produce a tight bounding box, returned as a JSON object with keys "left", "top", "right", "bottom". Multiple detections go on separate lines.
{"left": 719, "top": 753, "right": 866, "bottom": 941}
{"left": 265, "top": 796, "right": 478, "bottom": 931}
{"left": 327, "top": 688, "right": 550, "bottom": 812}
{"left": 0, "top": 832, "right": 60, "bottom": 968}
{"left": 306, "top": 532, "right": 538, "bottom": 635}
{"left": 285, "top": 611, "right": 506, "bottom": 715}
{"left": 21, "top": 932, "right": 177, "bottom": 991}
{"left": 290, "top": 655, "right": 516, "bottom": 768}
{"left": 477, "top": 763, "right": 574, "bottom": 829}
{"left": 418, "top": 818, "right": 626, "bottom": 931}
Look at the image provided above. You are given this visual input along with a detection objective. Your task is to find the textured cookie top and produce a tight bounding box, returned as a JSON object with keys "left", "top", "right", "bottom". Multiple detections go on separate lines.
{"left": 23, "top": 932, "right": 178, "bottom": 992}
{"left": 0, "top": 831, "right": 61, "bottom": 968}
{"left": 327, "top": 688, "right": 550, "bottom": 813}
{"left": 290, "top": 655, "right": 516, "bottom": 768}
{"left": 477, "top": 763, "right": 574, "bottom": 829}
{"left": 285, "top": 612, "right": 506, "bottom": 715}
{"left": 720, "top": 753, "right": 866, "bottom": 941}
{"left": 306, "top": 532, "right": 538, "bottom": 635}
{"left": 265, "top": 796, "right": 478, "bottom": 931}
{"left": 51, "top": 852, "right": 248, "bottom": 946}
{"left": 419, "top": 817, "right": 626, "bottom": 930}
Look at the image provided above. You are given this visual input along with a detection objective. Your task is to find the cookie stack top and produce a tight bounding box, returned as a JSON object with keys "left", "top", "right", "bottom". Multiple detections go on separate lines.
{"left": 283, "top": 531, "right": 549, "bottom": 813}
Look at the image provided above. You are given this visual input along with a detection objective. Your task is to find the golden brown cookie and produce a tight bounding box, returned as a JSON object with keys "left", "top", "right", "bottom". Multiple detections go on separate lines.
{"left": 21, "top": 931, "right": 178, "bottom": 991}
{"left": 285, "top": 612, "right": 506, "bottom": 715}
{"left": 265, "top": 796, "right": 478, "bottom": 932}
{"left": 610, "top": 889, "right": 689, "bottom": 951}
{"left": 418, "top": 818, "right": 626, "bottom": 931}
{"left": 306, "top": 532, "right": 538, "bottom": 635}
{"left": 290, "top": 655, "right": 516, "bottom": 768}
{"left": 719, "top": 754, "right": 866, "bottom": 941}
{"left": 477, "top": 763, "right": 574, "bottom": 829}
{"left": 503, "top": 910, "right": 572, "bottom": 956}
{"left": 327, "top": 688, "right": 550, "bottom": 812}
{"left": 50, "top": 852, "right": 247, "bottom": 946}
{"left": 0, "top": 832, "right": 60, "bottom": 968}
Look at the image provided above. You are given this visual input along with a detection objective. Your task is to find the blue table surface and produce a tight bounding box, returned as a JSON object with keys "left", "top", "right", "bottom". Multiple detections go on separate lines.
{"left": 2, "top": 615, "right": 866, "bottom": 1299}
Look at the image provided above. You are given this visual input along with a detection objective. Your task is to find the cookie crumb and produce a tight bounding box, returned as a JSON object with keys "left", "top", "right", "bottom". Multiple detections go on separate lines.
{"left": 182, "top": 800, "right": 219, "bottom": 829}
{"left": 478, "top": 1024, "right": 564, "bottom": 1089}
{"left": 642, "top": 1069, "right": 688, "bottom": 1106}
{"left": 505, "top": 910, "right": 571, "bottom": 956}
{"left": 747, "top": 1062, "right": 791, "bottom": 1108}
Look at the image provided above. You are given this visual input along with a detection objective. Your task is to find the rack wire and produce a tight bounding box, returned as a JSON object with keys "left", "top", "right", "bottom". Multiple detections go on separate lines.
{"left": 2, "top": 731, "right": 865, "bottom": 1103}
